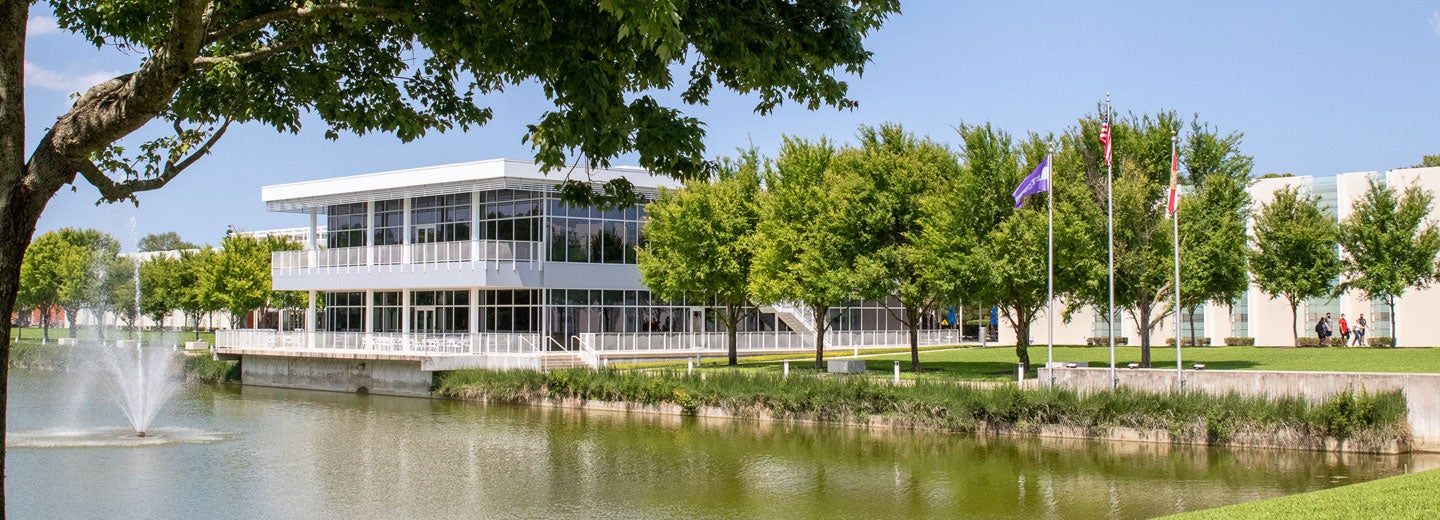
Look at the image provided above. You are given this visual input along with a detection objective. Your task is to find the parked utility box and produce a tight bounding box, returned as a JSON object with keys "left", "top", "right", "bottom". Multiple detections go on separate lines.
{"left": 827, "top": 359, "right": 867, "bottom": 374}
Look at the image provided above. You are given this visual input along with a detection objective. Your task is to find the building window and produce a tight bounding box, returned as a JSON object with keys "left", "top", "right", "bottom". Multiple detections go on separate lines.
{"left": 411, "top": 194, "right": 471, "bottom": 243}
{"left": 545, "top": 195, "right": 647, "bottom": 264}
{"left": 373, "top": 199, "right": 403, "bottom": 246}
{"left": 410, "top": 290, "right": 469, "bottom": 334}
{"left": 325, "top": 292, "right": 365, "bottom": 332}
{"left": 326, "top": 203, "right": 366, "bottom": 248}
{"left": 1230, "top": 291, "right": 1249, "bottom": 338}
{"left": 478, "top": 289, "right": 541, "bottom": 333}
{"left": 373, "top": 291, "right": 402, "bottom": 333}
{"left": 478, "top": 189, "right": 543, "bottom": 243}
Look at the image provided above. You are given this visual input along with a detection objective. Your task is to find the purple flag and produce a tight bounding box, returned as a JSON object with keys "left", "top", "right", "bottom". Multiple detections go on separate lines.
{"left": 1012, "top": 156, "right": 1050, "bottom": 208}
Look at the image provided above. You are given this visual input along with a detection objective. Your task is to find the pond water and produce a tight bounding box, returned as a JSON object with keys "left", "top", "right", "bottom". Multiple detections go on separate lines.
{"left": 6, "top": 368, "right": 1433, "bottom": 519}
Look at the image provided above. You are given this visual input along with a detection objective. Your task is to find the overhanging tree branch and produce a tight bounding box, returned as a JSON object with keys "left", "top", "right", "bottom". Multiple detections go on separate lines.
{"left": 205, "top": 3, "right": 399, "bottom": 45}
{"left": 79, "top": 119, "right": 231, "bottom": 202}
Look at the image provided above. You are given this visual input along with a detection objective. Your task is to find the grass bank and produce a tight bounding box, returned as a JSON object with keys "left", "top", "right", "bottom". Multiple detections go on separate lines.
{"left": 7, "top": 338, "right": 239, "bottom": 384}
{"left": 435, "top": 368, "right": 1408, "bottom": 450}
{"left": 638, "top": 345, "right": 1440, "bottom": 382}
{"left": 1168, "top": 468, "right": 1440, "bottom": 519}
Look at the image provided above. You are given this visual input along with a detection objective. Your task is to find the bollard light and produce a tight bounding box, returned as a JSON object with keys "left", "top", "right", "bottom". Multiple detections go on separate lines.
{"left": 784, "top": 361, "right": 790, "bottom": 378}
{"left": 894, "top": 360, "right": 900, "bottom": 384}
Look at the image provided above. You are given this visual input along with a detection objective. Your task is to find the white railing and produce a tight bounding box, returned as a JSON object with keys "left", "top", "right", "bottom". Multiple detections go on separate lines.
{"left": 216, "top": 330, "right": 541, "bottom": 355}
{"left": 271, "top": 240, "right": 543, "bottom": 273}
{"left": 216, "top": 328, "right": 962, "bottom": 358}
{"left": 578, "top": 329, "right": 960, "bottom": 354}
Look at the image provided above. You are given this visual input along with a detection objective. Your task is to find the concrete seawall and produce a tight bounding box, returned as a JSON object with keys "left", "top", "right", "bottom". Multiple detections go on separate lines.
{"left": 1037, "top": 367, "right": 1440, "bottom": 452}
{"left": 240, "top": 355, "right": 434, "bottom": 397}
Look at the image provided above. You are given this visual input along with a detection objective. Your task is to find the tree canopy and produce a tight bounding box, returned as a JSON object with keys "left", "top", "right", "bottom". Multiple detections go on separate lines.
{"left": 637, "top": 152, "right": 761, "bottom": 365}
{"left": 138, "top": 232, "right": 198, "bottom": 252}
{"left": 1338, "top": 178, "right": 1440, "bottom": 347}
{"left": 1250, "top": 186, "right": 1341, "bottom": 346}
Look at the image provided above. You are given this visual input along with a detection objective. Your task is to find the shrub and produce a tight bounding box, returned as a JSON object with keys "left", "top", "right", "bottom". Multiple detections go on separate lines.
{"left": 1224, "top": 337, "right": 1255, "bottom": 346}
{"left": 1368, "top": 337, "right": 1396, "bottom": 348}
{"left": 1296, "top": 337, "right": 1320, "bottom": 347}
{"left": 1165, "top": 337, "right": 1211, "bottom": 347}
{"left": 1086, "top": 336, "right": 1129, "bottom": 346}
{"left": 1322, "top": 337, "right": 1347, "bottom": 347}
{"left": 182, "top": 354, "right": 240, "bottom": 384}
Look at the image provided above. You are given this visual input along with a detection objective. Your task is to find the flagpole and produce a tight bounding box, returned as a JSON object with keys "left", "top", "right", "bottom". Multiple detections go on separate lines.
{"left": 1172, "top": 131, "right": 1183, "bottom": 391}
{"left": 1106, "top": 93, "right": 1116, "bottom": 390}
{"left": 1046, "top": 143, "right": 1055, "bottom": 387}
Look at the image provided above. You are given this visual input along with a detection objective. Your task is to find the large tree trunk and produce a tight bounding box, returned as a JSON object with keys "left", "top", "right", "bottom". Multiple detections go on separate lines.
{"left": 812, "top": 304, "right": 828, "bottom": 370}
{"left": 65, "top": 308, "right": 79, "bottom": 338}
{"left": 1013, "top": 307, "right": 1032, "bottom": 373}
{"left": 725, "top": 304, "right": 739, "bottom": 366}
{"left": 1137, "top": 304, "right": 1153, "bottom": 368}
{"left": 906, "top": 305, "right": 920, "bottom": 373}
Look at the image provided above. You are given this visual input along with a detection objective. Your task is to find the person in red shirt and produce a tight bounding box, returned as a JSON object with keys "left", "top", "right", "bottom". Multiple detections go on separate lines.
{"left": 1338, "top": 314, "right": 1351, "bottom": 345}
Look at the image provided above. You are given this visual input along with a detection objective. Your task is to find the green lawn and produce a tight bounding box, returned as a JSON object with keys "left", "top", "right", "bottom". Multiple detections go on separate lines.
{"left": 8, "top": 326, "right": 213, "bottom": 346}
{"left": 671, "top": 345, "right": 1440, "bottom": 382}
{"left": 1166, "top": 468, "right": 1440, "bottom": 519}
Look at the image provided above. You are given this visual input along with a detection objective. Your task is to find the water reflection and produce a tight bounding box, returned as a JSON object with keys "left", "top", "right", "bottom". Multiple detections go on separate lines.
{"left": 7, "top": 370, "right": 1434, "bottom": 520}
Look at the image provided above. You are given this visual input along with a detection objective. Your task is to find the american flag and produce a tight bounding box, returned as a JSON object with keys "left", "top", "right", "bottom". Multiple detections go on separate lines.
{"left": 1098, "top": 121, "right": 1112, "bottom": 166}
{"left": 1167, "top": 139, "right": 1180, "bottom": 215}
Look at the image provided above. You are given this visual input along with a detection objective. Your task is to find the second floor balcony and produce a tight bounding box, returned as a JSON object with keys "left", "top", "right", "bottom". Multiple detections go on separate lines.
{"left": 273, "top": 239, "right": 542, "bottom": 276}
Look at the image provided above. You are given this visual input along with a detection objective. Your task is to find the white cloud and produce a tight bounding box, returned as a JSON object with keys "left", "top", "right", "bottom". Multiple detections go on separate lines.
{"left": 27, "top": 16, "right": 59, "bottom": 37}
{"left": 24, "top": 61, "right": 119, "bottom": 93}
{"left": 1431, "top": 11, "right": 1440, "bottom": 36}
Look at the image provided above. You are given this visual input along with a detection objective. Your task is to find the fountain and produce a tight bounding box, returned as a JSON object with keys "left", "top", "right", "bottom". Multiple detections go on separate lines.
{"left": 93, "top": 341, "right": 179, "bottom": 438}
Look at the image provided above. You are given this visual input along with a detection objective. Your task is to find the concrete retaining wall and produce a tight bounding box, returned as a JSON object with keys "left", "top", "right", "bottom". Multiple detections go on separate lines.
{"left": 241, "top": 355, "right": 434, "bottom": 397}
{"left": 1037, "top": 367, "right": 1440, "bottom": 452}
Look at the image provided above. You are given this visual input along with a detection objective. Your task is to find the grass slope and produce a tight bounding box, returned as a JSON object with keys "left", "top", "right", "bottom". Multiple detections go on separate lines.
{"left": 1168, "top": 468, "right": 1440, "bottom": 519}
{"left": 641, "top": 346, "right": 1440, "bottom": 382}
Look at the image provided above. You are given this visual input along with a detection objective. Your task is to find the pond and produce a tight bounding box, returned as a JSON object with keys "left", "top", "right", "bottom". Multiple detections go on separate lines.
{"left": 6, "top": 369, "right": 1432, "bottom": 519}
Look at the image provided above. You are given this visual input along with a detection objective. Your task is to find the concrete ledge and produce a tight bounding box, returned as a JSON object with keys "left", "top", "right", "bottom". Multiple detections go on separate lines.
{"left": 827, "top": 359, "right": 866, "bottom": 374}
{"left": 240, "top": 355, "right": 434, "bottom": 397}
{"left": 184, "top": 341, "right": 210, "bottom": 351}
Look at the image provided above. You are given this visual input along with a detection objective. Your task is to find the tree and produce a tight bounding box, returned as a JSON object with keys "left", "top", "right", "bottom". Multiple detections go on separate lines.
{"left": 176, "top": 247, "right": 221, "bottom": 339}
{"left": 1250, "top": 186, "right": 1341, "bottom": 346}
{"left": 16, "top": 232, "right": 80, "bottom": 342}
{"left": 750, "top": 137, "right": 859, "bottom": 370}
{"left": 139, "top": 255, "right": 182, "bottom": 330}
{"left": 3, "top": 2, "right": 900, "bottom": 504}
{"left": 835, "top": 124, "right": 958, "bottom": 372}
{"left": 1176, "top": 122, "right": 1253, "bottom": 345}
{"left": 211, "top": 235, "right": 273, "bottom": 328}
{"left": 98, "top": 256, "right": 140, "bottom": 337}
{"left": 263, "top": 236, "right": 306, "bottom": 331}
{"left": 920, "top": 126, "right": 1102, "bottom": 371}
{"left": 1077, "top": 110, "right": 1184, "bottom": 367}
{"left": 138, "top": 232, "right": 197, "bottom": 252}
{"left": 17, "top": 229, "right": 118, "bottom": 340}
{"left": 1412, "top": 155, "right": 1440, "bottom": 169}
{"left": 1338, "top": 179, "right": 1440, "bottom": 347}
{"left": 638, "top": 152, "right": 761, "bottom": 366}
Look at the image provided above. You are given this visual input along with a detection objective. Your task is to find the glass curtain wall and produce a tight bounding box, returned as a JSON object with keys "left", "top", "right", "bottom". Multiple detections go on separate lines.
{"left": 546, "top": 197, "right": 645, "bottom": 264}
{"left": 326, "top": 203, "right": 366, "bottom": 248}
{"left": 410, "top": 290, "right": 469, "bottom": 334}
{"left": 411, "top": 194, "right": 471, "bottom": 243}
{"left": 324, "top": 292, "right": 365, "bottom": 332}
{"left": 478, "top": 289, "right": 541, "bottom": 333}
{"left": 478, "top": 190, "right": 543, "bottom": 243}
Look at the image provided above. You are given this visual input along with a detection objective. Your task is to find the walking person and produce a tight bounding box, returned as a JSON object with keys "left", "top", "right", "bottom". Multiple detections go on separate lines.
{"left": 1353, "top": 314, "right": 1368, "bottom": 346}
{"left": 1314, "top": 316, "right": 1327, "bottom": 343}
{"left": 1339, "top": 314, "right": 1351, "bottom": 345}
{"left": 1323, "top": 313, "right": 1334, "bottom": 344}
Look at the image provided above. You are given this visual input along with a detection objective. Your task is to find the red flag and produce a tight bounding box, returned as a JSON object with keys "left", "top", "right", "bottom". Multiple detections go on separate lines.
{"left": 1167, "top": 140, "right": 1180, "bottom": 215}
{"left": 1098, "top": 122, "right": 1112, "bottom": 166}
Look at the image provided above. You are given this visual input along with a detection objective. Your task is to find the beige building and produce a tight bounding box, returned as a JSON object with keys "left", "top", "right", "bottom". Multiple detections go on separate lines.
{"left": 1002, "top": 165, "right": 1440, "bottom": 348}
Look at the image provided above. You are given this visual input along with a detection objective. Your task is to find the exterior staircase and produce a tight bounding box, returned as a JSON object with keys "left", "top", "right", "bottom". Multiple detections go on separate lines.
{"left": 758, "top": 301, "right": 817, "bottom": 335}
{"left": 538, "top": 352, "right": 587, "bottom": 371}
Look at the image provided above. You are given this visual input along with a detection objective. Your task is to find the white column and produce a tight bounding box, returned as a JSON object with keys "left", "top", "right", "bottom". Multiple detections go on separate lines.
{"left": 364, "top": 290, "right": 374, "bottom": 334}
{"left": 402, "top": 197, "right": 412, "bottom": 265}
{"left": 401, "top": 289, "right": 411, "bottom": 334}
{"left": 471, "top": 190, "right": 481, "bottom": 262}
{"left": 308, "top": 208, "right": 318, "bottom": 267}
{"left": 306, "top": 290, "right": 317, "bottom": 348}
{"left": 469, "top": 288, "right": 479, "bottom": 335}
{"left": 366, "top": 201, "right": 375, "bottom": 267}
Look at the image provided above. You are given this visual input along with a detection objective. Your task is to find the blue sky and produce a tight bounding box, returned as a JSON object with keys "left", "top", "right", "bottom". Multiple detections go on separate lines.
{"left": 24, "top": 2, "right": 1440, "bottom": 250}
